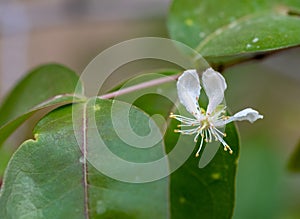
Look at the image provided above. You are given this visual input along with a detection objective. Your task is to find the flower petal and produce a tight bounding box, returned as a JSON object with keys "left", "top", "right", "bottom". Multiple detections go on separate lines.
{"left": 177, "top": 69, "right": 203, "bottom": 119}
{"left": 202, "top": 68, "right": 227, "bottom": 114}
{"left": 225, "top": 108, "right": 263, "bottom": 124}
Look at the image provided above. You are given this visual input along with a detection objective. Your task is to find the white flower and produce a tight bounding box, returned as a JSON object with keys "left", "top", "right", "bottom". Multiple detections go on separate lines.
{"left": 170, "top": 68, "right": 263, "bottom": 157}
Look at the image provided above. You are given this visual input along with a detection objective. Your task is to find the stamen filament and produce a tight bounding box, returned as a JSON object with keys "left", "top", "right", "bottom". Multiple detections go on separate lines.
{"left": 205, "top": 130, "right": 208, "bottom": 142}
{"left": 208, "top": 129, "right": 212, "bottom": 142}
{"left": 196, "top": 134, "right": 204, "bottom": 157}
{"left": 213, "top": 127, "right": 227, "bottom": 137}
{"left": 170, "top": 109, "right": 234, "bottom": 157}
{"left": 194, "top": 130, "right": 202, "bottom": 143}
{"left": 211, "top": 127, "right": 233, "bottom": 154}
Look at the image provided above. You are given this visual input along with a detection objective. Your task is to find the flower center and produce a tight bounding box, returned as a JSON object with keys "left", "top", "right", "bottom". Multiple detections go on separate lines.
{"left": 200, "top": 116, "right": 210, "bottom": 128}
{"left": 169, "top": 111, "right": 233, "bottom": 157}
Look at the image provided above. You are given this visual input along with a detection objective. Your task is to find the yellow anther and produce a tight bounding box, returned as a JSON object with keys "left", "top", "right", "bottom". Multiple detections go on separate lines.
{"left": 224, "top": 145, "right": 233, "bottom": 154}
{"left": 169, "top": 112, "right": 175, "bottom": 118}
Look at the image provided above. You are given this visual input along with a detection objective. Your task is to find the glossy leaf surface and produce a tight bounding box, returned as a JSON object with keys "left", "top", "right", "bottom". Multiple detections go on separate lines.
{"left": 168, "top": 0, "right": 300, "bottom": 62}
{"left": 0, "top": 98, "right": 168, "bottom": 219}
{"left": 0, "top": 64, "right": 84, "bottom": 146}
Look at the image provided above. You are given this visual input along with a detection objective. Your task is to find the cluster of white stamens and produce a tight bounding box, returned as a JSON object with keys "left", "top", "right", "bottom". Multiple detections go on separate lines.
{"left": 170, "top": 68, "right": 263, "bottom": 159}
{"left": 170, "top": 110, "right": 233, "bottom": 157}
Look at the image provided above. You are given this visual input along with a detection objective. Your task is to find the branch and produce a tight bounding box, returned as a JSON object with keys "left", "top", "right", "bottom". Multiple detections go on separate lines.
{"left": 99, "top": 74, "right": 180, "bottom": 99}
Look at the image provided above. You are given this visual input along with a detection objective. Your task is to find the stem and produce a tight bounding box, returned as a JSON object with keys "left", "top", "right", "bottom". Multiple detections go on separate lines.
{"left": 99, "top": 45, "right": 288, "bottom": 100}
{"left": 99, "top": 74, "right": 180, "bottom": 99}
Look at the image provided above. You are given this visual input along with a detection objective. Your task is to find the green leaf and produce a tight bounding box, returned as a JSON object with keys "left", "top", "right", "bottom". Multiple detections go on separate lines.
{"left": 112, "top": 72, "right": 240, "bottom": 219}
{"left": 0, "top": 147, "right": 13, "bottom": 178}
{"left": 0, "top": 98, "right": 169, "bottom": 219}
{"left": 288, "top": 139, "right": 300, "bottom": 172}
{"left": 0, "top": 64, "right": 84, "bottom": 146}
{"left": 0, "top": 95, "right": 85, "bottom": 146}
{"left": 168, "top": 0, "right": 300, "bottom": 62}
{"left": 166, "top": 122, "right": 239, "bottom": 219}
{"left": 233, "top": 138, "right": 282, "bottom": 219}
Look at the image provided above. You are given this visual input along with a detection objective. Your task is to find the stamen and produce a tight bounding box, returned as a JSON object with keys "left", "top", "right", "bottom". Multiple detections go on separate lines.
{"left": 211, "top": 128, "right": 233, "bottom": 154}
{"left": 225, "top": 145, "right": 233, "bottom": 154}
{"left": 195, "top": 134, "right": 204, "bottom": 157}
{"left": 193, "top": 130, "right": 201, "bottom": 143}
{"left": 214, "top": 127, "right": 227, "bottom": 137}
{"left": 169, "top": 114, "right": 199, "bottom": 124}
{"left": 170, "top": 110, "right": 234, "bottom": 157}
{"left": 210, "top": 127, "right": 218, "bottom": 141}
{"left": 208, "top": 129, "right": 212, "bottom": 142}
{"left": 177, "top": 123, "right": 196, "bottom": 127}
{"left": 175, "top": 127, "right": 200, "bottom": 135}
{"left": 204, "top": 130, "right": 208, "bottom": 142}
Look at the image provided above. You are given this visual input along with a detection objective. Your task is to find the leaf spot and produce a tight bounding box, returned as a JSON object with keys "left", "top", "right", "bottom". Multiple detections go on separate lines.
{"left": 179, "top": 197, "right": 186, "bottom": 204}
{"left": 211, "top": 172, "right": 221, "bottom": 180}
{"left": 93, "top": 104, "right": 101, "bottom": 111}
{"left": 235, "top": 159, "right": 239, "bottom": 165}
{"left": 185, "top": 18, "right": 194, "bottom": 26}
{"left": 96, "top": 200, "right": 107, "bottom": 215}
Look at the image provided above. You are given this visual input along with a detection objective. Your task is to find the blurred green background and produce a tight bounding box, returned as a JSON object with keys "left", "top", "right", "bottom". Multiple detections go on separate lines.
{"left": 0, "top": 1, "right": 299, "bottom": 218}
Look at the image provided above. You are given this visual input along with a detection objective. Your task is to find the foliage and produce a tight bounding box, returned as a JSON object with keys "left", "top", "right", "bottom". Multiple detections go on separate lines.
{"left": 0, "top": 0, "right": 300, "bottom": 218}
{"left": 168, "top": 0, "right": 300, "bottom": 64}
